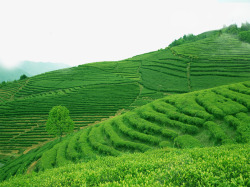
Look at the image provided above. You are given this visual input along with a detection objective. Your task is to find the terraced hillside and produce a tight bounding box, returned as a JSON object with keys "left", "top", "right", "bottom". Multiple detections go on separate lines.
{"left": 172, "top": 34, "right": 250, "bottom": 90}
{"left": 0, "top": 32, "right": 250, "bottom": 158}
{"left": 1, "top": 81, "right": 249, "bottom": 182}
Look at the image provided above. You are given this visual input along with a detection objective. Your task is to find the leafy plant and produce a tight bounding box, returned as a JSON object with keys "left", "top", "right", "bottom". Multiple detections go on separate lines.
{"left": 46, "top": 106, "right": 74, "bottom": 140}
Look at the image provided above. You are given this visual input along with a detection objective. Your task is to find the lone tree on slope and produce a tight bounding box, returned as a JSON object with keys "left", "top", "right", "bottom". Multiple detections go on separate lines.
{"left": 46, "top": 106, "right": 74, "bottom": 141}
{"left": 19, "top": 74, "right": 28, "bottom": 80}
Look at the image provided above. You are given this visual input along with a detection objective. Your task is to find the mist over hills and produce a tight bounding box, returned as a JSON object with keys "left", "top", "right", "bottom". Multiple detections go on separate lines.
{"left": 0, "top": 61, "right": 70, "bottom": 82}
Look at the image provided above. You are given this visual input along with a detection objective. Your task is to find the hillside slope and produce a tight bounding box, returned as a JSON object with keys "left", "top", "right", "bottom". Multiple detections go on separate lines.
{"left": 1, "top": 80, "right": 249, "bottom": 182}
{"left": 0, "top": 32, "right": 250, "bottom": 157}
{"left": 1, "top": 144, "right": 249, "bottom": 186}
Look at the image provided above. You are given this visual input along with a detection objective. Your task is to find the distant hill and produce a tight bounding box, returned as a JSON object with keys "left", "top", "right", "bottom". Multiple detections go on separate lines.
{"left": 19, "top": 61, "right": 70, "bottom": 76}
{"left": 0, "top": 64, "right": 30, "bottom": 82}
{"left": 0, "top": 61, "right": 70, "bottom": 82}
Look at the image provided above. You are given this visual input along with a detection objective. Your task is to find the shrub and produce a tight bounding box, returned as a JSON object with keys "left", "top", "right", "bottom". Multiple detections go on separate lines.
{"left": 103, "top": 122, "right": 151, "bottom": 152}
{"left": 204, "top": 121, "right": 227, "bottom": 143}
{"left": 88, "top": 125, "right": 121, "bottom": 156}
{"left": 113, "top": 117, "right": 161, "bottom": 145}
{"left": 174, "top": 135, "right": 201, "bottom": 149}
{"left": 239, "top": 31, "right": 250, "bottom": 43}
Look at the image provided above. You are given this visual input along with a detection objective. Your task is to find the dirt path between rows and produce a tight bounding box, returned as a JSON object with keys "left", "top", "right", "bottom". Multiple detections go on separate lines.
{"left": 27, "top": 159, "right": 40, "bottom": 174}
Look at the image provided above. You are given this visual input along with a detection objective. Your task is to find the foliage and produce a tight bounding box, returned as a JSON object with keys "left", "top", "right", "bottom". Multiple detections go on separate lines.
{"left": 174, "top": 135, "right": 202, "bottom": 148}
{"left": 240, "top": 22, "right": 250, "bottom": 31}
{"left": 46, "top": 106, "right": 74, "bottom": 139}
{"left": 0, "top": 144, "right": 249, "bottom": 186}
{"left": 1, "top": 81, "right": 250, "bottom": 182}
{"left": 1, "top": 25, "right": 250, "bottom": 182}
{"left": 1, "top": 28, "right": 250, "bottom": 154}
{"left": 19, "top": 74, "right": 28, "bottom": 80}
{"left": 224, "top": 24, "right": 239, "bottom": 34}
{"left": 239, "top": 30, "right": 250, "bottom": 43}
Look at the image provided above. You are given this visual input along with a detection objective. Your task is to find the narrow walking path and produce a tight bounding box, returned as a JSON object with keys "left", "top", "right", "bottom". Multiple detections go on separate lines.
{"left": 187, "top": 62, "right": 191, "bottom": 92}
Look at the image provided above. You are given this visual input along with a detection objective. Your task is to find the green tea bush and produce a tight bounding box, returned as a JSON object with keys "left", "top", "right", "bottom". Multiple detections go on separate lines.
{"left": 139, "top": 106, "right": 198, "bottom": 134}
{"left": 88, "top": 125, "right": 121, "bottom": 156}
{"left": 224, "top": 115, "right": 240, "bottom": 128}
{"left": 235, "top": 113, "right": 250, "bottom": 143}
{"left": 39, "top": 145, "right": 58, "bottom": 170}
{"left": 213, "top": 88, "right": 250, "bottom": 109}
{"left": 103, "top": 122, "right": 151, "bottom": 152}
{"left": 174, "top": 135, "right": 202, "bottom": 148}
{"left": 66, "top": 132, "right": 81, "bottom": 161}
{"left": 196, "top": 92, "right": 225, "bottom": 118}
{"left": 1, "top": 144, "right": 249, "bottom": 186}
{"left": 204, "top": 121, "right": 227, "bottom": 143}
{"left": 78, "top": 128, "right": 97, "bottom": 161}
{"left": 163, "top": 95, "right": 214, "bottom": 121}
{"left": 113, "top": 117, "right": 161, "bottom": 145}
{"left": 125, "top": 113, "right": 178, "bottom": 139}
{"left": 152, "top": 101, "right": 204, "bottom": 126}
{"left": 56, "top": 141, "right": 71, "bottom": 167}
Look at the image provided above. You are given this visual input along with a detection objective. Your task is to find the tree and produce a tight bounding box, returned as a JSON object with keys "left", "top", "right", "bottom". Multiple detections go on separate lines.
{"left": 46, "top": 106, "right": 74, "bottom": 140}
{"left": 241, "top": 22, "right": 250, "bottom": 31}
{"left": 20, "top": 74, "right": 28, "bottom": 80}
{"left": 239, "top": 31, "right": 250, "bottom": 43}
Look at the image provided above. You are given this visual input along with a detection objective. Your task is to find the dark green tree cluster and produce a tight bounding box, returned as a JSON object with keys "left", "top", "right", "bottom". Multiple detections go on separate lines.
{"left": 0, "top": 81, "right": 6, "bottom": 88}
{"left": 168, "top": 30, "right": 221, "bottom": 47}
{"left": 19, "top": 74, "right": 28, "bottom": 80}
{"left": 169, "top": 34, "right": 197, "bottom": 47}
{"left": 223, "top": 22, "right": 250, "bottom": 43}
{"left": 239, "top": 31, "right": 250, "bottom": 43}
{"left": 169, "top": 22, "right": 250, "bottom": 47}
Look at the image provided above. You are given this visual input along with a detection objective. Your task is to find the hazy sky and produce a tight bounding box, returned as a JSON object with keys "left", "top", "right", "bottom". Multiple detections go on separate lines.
{"left": 0, "top": 0, "right": 250, "bottom": 68}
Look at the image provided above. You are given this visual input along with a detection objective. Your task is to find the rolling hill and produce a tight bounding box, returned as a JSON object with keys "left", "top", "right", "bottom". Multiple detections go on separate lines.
{"left": 0, "top": 80, "right": 249, "bottom": 182}
{"left": 0, "top": 27, "right": 250, "bottom": 185}
{"left": 0, "top": 32, "right": 250, "bottom": 159}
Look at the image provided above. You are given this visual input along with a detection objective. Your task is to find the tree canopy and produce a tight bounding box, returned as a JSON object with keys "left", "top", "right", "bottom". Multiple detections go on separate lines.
{"left": 19, "top": 74, "right": 28, "bottom": 80}
{"left": 46, "top": 106, "right": 74, "bottom": 140}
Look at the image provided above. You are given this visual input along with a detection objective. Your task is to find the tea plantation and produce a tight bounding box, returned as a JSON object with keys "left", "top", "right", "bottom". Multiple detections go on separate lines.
{"left": 0, "top": 81, "right": 249, "bottom": 183}
{"left": 1, "top": 33, "right": 250, "bottom": 158}
{"left": 0, "top": 28, "right": 250, "bottom": 185}
{"left": 0, "top": 144, "right": 249, "bottom": 186}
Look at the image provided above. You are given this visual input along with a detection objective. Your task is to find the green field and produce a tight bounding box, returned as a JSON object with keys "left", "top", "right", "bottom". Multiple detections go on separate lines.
{"left": 0, "top": 27, "right": 250, "bottom": 185}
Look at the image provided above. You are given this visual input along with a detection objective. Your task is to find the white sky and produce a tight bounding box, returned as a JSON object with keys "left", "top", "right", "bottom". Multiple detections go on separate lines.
{"left": 0, "top": 0, "right": 250, "bottom": 68}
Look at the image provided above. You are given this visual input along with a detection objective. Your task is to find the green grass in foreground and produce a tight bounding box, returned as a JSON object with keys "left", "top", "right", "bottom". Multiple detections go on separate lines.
{"left": 0, "top": 144, "right": 249, "bottom": 186}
